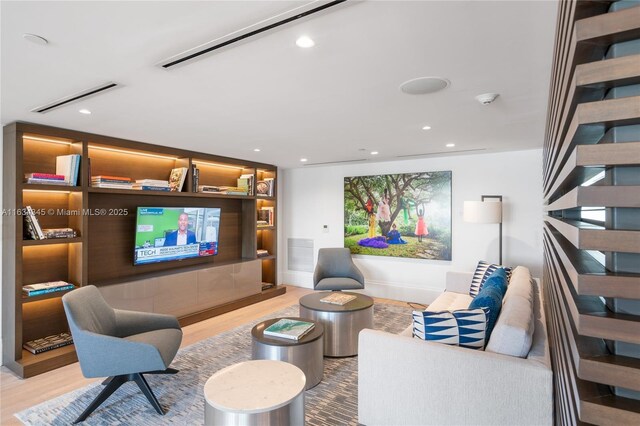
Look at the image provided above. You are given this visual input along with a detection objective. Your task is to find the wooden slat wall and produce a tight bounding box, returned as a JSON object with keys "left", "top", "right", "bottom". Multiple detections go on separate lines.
{"left": 543, "top": 1, "right": 640, "bottom": 424}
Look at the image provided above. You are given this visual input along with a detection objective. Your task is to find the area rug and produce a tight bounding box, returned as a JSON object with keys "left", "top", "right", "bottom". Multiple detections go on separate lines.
{"left": 16, "top": 302, "right": 412, "bottom": 425}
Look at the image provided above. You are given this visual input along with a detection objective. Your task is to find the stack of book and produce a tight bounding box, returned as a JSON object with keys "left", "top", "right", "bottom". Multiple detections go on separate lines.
{"left": 24, "top": 172, "right": 66, "bottom": 185}
{"left": 199, "top": 185, "right": 248, "bottom": 195}
{"left": 257, "top": 206, "right": 275, "bottom": 226}
{"left": 56, "top": 154, "right": 81, "bottom": 186}
{"left": 92, "top": 175, "right": 133, "bottom": 189}
{"left": 238, "top": 173, "right": 254, "bottom": 195}
{"left": 191, "top": 165, "right": 200, "bottom": 192}
{"left": 43, "top": 228, "right": 77, "bottom": 239}
{"left": 320, "top": 293, "right": 357, "bottom": 305}
{"left": 257, "top": 249, "right": 270, "bottom": 257}
{"left": 132, "top": 179, "right": 170, "bottom": 191}
{"left": 256, "top": 177, "right": 275, "bottom": 197}
{"left": 23, "top": 332, "right": 73, "bottom": 354}
{"left": 23, "top": 205, "right": 45, "bottom": 240}
{"left": 23, "top": 281, "right": 75, "bottom": 297}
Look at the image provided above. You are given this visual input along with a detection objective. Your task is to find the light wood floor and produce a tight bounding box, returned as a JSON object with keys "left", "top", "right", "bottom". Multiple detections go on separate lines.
{"left": 0, "top": 286, "right": 408, "bottom": 425}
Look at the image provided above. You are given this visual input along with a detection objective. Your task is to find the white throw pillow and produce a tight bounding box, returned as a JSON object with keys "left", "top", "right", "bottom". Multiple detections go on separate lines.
{"left": 486, "top": 294, "right": 534, "bottom": 357}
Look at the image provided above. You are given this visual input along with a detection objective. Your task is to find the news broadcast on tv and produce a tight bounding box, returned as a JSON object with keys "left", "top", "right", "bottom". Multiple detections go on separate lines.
{"left": 134, "top": 207, "right": 221, "bottom": 265}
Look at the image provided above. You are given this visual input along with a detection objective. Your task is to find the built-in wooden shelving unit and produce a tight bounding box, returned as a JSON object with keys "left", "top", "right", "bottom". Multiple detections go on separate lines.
{"left": 2, "top": 121, "right": 283, "bottom": 378}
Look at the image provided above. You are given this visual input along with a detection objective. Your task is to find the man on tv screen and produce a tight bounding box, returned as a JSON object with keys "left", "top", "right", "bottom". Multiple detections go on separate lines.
{"left": 163, "top": 212, "right": 197, "bottom": 246}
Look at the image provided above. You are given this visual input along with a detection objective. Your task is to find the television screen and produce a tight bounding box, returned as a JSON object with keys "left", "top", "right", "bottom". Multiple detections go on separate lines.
{"left": 134, "top": 207, "right": 221, "bottom": 265}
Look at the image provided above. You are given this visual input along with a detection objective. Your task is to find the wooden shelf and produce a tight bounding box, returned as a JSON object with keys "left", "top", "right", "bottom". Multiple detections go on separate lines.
{"left": 21, "top": 237, "right": 82, "bottom": 246}
{"left": 258, "top": 255, "right": 276, "bottom": 260}
{"left": 88, "top": 187, "right": 255, "bottom": 199}
{"left": 257, "top": 226, "right": 275, "bottom": 230}
{"left": 22, "top": 184, "right": 82, "bottom": 192}
{"left": 22, "top": 287, "right": 76, "bottom": 303}
{"left": 256, "top": 195, "right": 276, "bottom": 201}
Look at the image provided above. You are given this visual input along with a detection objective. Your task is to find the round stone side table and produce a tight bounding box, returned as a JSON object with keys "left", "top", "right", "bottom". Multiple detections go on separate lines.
{"left": 204, "top": 360, "right": 305, "bottom": 426}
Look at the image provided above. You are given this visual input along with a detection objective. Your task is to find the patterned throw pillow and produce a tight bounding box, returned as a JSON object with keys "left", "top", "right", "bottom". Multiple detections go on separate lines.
{"left": 469, "top": 261, "right": 513, "bottom": 297}
{"left": 412, "top": 308, "right": 489, "bottom": 350}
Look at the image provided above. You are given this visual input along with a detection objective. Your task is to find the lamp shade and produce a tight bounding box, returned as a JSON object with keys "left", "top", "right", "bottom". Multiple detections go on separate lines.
{"left": 463, "top": 201, "right": 502, "bottom": 224}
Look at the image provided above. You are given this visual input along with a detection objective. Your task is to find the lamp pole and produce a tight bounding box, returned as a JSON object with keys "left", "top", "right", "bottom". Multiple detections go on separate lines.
{"left": 481, "top": 195, "right": 503, "bottom": 265}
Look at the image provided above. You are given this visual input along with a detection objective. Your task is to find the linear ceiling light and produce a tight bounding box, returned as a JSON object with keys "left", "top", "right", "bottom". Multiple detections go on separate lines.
{"left": 159, "top": 0, "right": 347, "bottom": 69}
{"left": 31, "top": 82, "right": 119, "bottom": 114}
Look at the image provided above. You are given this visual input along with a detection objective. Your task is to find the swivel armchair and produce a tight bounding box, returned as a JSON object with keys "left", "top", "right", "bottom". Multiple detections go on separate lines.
{"left": 313, "top": 248, "right": 365, "bottom": 291}
{"left": 62, "top": 285, "right": 183, "bottom": 424}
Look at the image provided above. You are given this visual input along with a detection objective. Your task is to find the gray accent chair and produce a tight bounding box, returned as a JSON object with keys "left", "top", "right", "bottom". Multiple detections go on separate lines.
{"left": 313, "top": 248, "right": 365, "bottom": 291}
{"left": 62, "top": 285, "right": 183, "bottom": 424}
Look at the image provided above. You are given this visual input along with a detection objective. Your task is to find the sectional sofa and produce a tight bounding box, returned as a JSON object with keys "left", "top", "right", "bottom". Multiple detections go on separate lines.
{"left": 358, "top": 267, "right": 553, "bottom": 425}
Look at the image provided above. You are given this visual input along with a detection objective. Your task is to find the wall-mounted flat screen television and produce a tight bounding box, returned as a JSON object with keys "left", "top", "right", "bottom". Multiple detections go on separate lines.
{"left": 134, "top": 207, "right": 221, "bottom": 265}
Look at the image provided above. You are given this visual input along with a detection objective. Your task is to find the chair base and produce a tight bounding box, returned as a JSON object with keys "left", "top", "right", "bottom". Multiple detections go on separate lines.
{"left": 75, "top": 368, "right": 179, "bottom": 424}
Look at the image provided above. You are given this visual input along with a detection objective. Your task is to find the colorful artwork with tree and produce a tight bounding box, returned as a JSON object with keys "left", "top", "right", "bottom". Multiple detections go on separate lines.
{"left": 344, "top": 171, "right": 451, "bottom": 260}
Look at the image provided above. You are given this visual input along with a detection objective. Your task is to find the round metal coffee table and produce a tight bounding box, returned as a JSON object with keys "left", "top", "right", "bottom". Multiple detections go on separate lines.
{"left": 251, "top": 317, "right": 324, "bottom": 390}
{"left": 299, "top": 291, "right": 374, "bottom": 357}
{"left": 204, "top": 360, "right": 305, "bottom": 426}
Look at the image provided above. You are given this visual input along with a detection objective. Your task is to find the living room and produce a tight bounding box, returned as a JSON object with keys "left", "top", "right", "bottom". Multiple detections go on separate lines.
{"left": 2, "top": 1, "right": 639, "bottom": 425}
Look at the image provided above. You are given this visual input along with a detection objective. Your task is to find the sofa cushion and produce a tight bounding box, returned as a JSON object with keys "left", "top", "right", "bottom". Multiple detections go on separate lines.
{"left": 504, "top": 266, "right": 532, "bottom": 302}
{"left": 426, "top": 292, "right": 474, "bottom": 313}
{"left": 485, "top": 295, "right": 534, "bottom": 357}
{"left": 470, "top": 260, "right": 512, "bottom": 297}
{"left": 468, "top": 280, "right": 505, "bottom": 340}
{"left": 412, "top": 308, "right": 489, "bottom": 350}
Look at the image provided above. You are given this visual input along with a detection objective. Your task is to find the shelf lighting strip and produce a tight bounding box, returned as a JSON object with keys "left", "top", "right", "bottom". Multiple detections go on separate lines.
{"left": 23, "top": 135, "right": 73, "bottom": 145}
{"left": 23, "top": 189, "right": 72, "bottom": 194}
{"left": 89, "top": 145, "right": 179, "bottom": 160}
{"left": 193, "top": 160, "right": 246, "bottom": 170}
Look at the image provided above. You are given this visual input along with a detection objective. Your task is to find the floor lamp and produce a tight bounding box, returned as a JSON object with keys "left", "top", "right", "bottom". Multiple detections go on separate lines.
{"left": 463, "top": 195, "right": 503, "bottom": 264}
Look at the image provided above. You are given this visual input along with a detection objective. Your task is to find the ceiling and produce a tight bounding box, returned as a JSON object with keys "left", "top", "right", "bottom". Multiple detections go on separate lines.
{"left": 1, "top": 1, "right": 558, "bottom": 169}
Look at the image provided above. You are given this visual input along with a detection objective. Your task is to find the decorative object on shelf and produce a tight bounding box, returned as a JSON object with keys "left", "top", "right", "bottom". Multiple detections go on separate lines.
{"left": 257, "top": 178, "right": 275, "bottom": 197}
{"left": 258, "top": 206, "right": 274, "bottom": 226}
{"left": 169, "top": 167, "right": 188, "bottom": 192}
{"left": 320, "top": 292, "right": 357, "bottom": 305}
{"left": 257, "top": 249, "right": 270, "bottom": 257}
{"left": 463, "top": 195, "right": 503, "bottom": 264}
{"left": 344, "top": 171, "right": 452, "bottom": 260}
{"left": 23, "top": 332, "right": 73, "bottom": 354}
{"left": 263, "top": 318, "right": 315, "bottom": 340}
{"left": 23, "top": 281, "right": 75, "bottom": 297}
{"left": 56, "top": 154, "right": 81, "bottom": 186}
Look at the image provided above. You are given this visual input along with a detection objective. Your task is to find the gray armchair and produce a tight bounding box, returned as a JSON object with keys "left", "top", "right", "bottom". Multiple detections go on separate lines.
{"left": 62, "top": 285, "right": 183, "bottom": 423}
{"left": 313, "top": 248, "right": 365, "bottom": 291}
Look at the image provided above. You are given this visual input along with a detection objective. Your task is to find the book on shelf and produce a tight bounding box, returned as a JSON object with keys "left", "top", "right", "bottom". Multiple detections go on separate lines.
{"left": 23, "top": 281, "right": 75, "bottom": 296}
{"left": 239, "top": 173, "right": 254, "bottom": 195}
{"left": 25, "top": 173, "right": 66, "bottom": 184}
{"left": 257, "top": 249, "right": 270, "bottom": 257}
{"left": 91, "top": 175, "right": 132, "bottom": 183}
{"left": 92, "top": 182, "right": 134, "bottom": 189}
{"left": 263, "top": 319, "right": 315, "bottom": 341}
{"left": 23, "top": 332, "right": 73, "bottom": 354}
{"left": 261, "top": 282, "right": 276, "bottom": 291}
{"left": 24, "top": 206, "right": 45, "bottom": 240}
{"left": 135, "top": 179, "right": 169, "bottom": 186}
{"left": 169, "top": 167, "right": 188, "bottom": 192}
{"left": 56, "top": 154, "right": 81, "bottom": 186}
{"left": 131, "top": 184, "right": 170, "bottom": 191}
{"left": 192, "top": 165, "right": 200, "bottom": 192}
{"left": 320, "top": 293, "right": 357, "bottom": 305}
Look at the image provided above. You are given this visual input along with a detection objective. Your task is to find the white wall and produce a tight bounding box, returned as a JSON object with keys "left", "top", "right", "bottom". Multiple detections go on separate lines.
{"left": 279, "top": 149, "right": 543, "bottom": 304}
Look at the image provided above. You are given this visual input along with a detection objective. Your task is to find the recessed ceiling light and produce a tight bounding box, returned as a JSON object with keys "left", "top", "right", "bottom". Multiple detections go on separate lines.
{"left": 23, "top": 33, "right": 48, "bottom": 45}
{"left": 296, "top": 36, "right": 315, "bottom": 48}
{"left": 253, "top": 148, "right": 261, "bottom": 152}
{"left": 400, "top": 77, "right": 450, "bottom": 95}
{"left": 300, "top": 158, "right": 308, "bottom": 162}
{"left": 446, "top": 143, "right": 455, "bottom": 148}
{"left": 370, "top": 151, "right": 379, "bottom": 155}
{"left": 422, "top": 125, "right": 431, "bottom": 130}
{"left": 78, "top": 109, "right": 91, "bottom": 115}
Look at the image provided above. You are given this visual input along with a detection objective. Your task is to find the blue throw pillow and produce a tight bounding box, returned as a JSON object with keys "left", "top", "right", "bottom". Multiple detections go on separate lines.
{"left": 481, "top": 268, "right": 508, "bottom": 298}
{"left": 412, "top": 308, "right": 489, "bottom": 350}
{"left": 468, "top": 280, "right": 505, "bottom": 341}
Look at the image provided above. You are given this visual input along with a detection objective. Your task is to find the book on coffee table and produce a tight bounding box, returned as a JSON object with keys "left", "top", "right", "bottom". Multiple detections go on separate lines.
{"left": 320, "top": 293, "right": 357, "bottom": 305}
{"left": 263, "top": 319, "right": 315, "bottom": 341}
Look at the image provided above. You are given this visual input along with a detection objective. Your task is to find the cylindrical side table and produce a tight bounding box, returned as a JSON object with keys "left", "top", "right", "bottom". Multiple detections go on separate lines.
{"left": 299, "top": 292, "right": 374, "bottom": 357}
{"left": 251, "top": 317, "right": 324, "bottom": 390}
{"left": 204, "top": 360, "right": 305, "bottom": 426}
